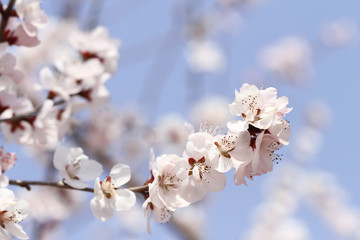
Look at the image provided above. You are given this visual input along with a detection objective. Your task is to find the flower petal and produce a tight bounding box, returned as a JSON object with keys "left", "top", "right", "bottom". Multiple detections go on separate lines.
{"left": 0, "top": 227, "right": 11, "bottom": 240}
{"left": 110, "top": 163, "right": 131, "bottom": 187}
{"left": 227, "top": 120, "right": 248, "bottom": 133}
{"left": 112, "top": 189, "right": 136, "bottom": 211}
{"left": 53, "top": 145, "right": 70, "bottom": 170}
{"left": 90, "top": 198, "right": 113, "bottom": 221}
{"left": 4, "top": 223, "right": 28, "bottom": 239}
{"left": 203, "top": 169, "right": 226, "bottom": 192}
{"left": 76, "top": 159, "right": 103, "bottom": 181}
{"left": 64, "top": 178, "right": 89, "bottom": 189}
{"left": 0, "top": 174, "right": 9, "bottom": 188}
{"left": 181, "top": 178, "right": 207, "bottom": 203}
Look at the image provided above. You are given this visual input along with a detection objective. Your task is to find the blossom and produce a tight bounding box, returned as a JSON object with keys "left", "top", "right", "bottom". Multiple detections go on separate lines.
{"left": 4, "top": 17, "right": 40, "bottom": 47}
{"left": 251, "top": 131, "right": 283, "bottom": 176}
{"left": 259, "top": 36, "right": 312, "bottom": 82}
{"left": 227, "top": 83, "right": 292, "bottom": 133}
{"left": 185, "top": 40, "right": 226, "bottom": 73}
{"left": 53, "top": 145, "right": 103, "bottom": 189}
{"left": 55, "top": 58, "right": 104, "bottom": 85}
{"left": 39, "top": 67, "right": 80, "bottom": 101}
{"left": 0, "top": 93, "right": 35, "bottom": 145}
{"left": 148, "top": 154, "right": 189, "bottom": 211}
{"left": 182, "top": 130, "right": 226, "bottom": 202}
{"left": 15, "top": 0, "right": 48, "bottom": 37}
{"left": 90, "top": 163, "right": 136, "bottom": 221}
{"left": 213, "top": 130, "right": 253, "bottom": 173}
{"left": 142, "top": 198, "right": 173, "bottom": 234}
{"left": 69, "top": 26, "right": 121, "bottom": 74}
{"left": 1, "top": 99, "right": 60, "bottom": 149}
{"left": 320, "top": 19, "right": 358, "bottom": 47}
{"left": 0, "top": 188, "right": 29, "bottom": 240}
{"left": 233, "top": 130, "right": 285, "bottom": 185}
{"left": 0, "top": 147, "right": 17, "bottom": 188}
{"left": 0, "top": 45, "right": 23, "bottom": 93}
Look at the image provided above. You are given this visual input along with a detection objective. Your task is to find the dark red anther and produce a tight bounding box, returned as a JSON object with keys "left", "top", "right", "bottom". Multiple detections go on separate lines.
{"left": 188, "top": 158, "right": 196, "bottom": 166}
{"left": 47, "top": 91, "right": 57, "bottom": 100}
{"left": 198, "top": 156, "right": 205, "bottom": 163}
{"left": 241, "top": 113, "right": 246, "bottom": 119}
{"left": 78, "top": 89, "right": 92, "bottom": 102}
{"left": 81, "top": 51, "right": 104, "bottom": 63}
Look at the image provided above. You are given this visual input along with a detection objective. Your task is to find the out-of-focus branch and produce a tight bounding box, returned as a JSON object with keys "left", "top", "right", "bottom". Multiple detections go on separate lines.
{"left": 61, "top": 0, "right": 82, "bottom": 20}
{"left": 84, "top": 0, "right": 105, "bottom": 30}
{"left": 9, "top": 179, "right": 149, "bottom": 193}
{"left": 0, "top": 0, "right": 16, "bottom": 42}
{"left": 0, "top": 99, "right": 64, "bottom": 123}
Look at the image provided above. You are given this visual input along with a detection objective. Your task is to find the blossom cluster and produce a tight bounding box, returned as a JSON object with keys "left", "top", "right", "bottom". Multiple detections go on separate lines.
{"left": 0, "top": 147, "right": 26, "bottom": 239}
{"left": 141, "top": 83, "right": 292, "bottom": 231}
{"left": 0, "top": 14, "right": 119, "bottom": 150}
{"left": 48, "top": 83, "right": 292, "bottom": 234}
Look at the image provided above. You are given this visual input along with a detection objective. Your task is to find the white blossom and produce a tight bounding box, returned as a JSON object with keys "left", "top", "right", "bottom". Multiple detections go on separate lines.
{"left": 228, "top": 83, "right": 292, "bottom": 132}
{"left": 185, "top": 40, "right": 226, "bottom": 73}
{"left": 90, "top": 163, "right": 136, "bottom": 221}
{"left": 259, "top": 36, "right": 312, "bottom": 82}
{"left": 0, "top": 188, "right": 29, "bottom": 240}
{"left": 182, "top": 130, "right": 226, "bottom": 202}
{"left": 149, "top": 154, "right": 189, "bottom": 211}
{"left": 213, "top": 130, "right": 252, "bottom": 173}
{"left": 69, "top": 26, "right": 120, "bottom": 74}
{"left": 53, "top": 145, "right": 103, "bottom": 189}
{"left": 142, "top": 198, "right": 173, "bottom": 234}
{"left": 15, "top": 0, "right": 48, "bottom": 37}
{"left": 0, "top": 46, "right": 23, "bottom": 93}
{"left": 320, "top": 19, "right": 358, "bottom": 47}
{"left": 0, "top": 147, "right": 17, "bottom": 188}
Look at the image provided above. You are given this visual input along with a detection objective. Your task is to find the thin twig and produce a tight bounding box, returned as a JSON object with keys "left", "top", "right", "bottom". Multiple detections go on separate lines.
{"left": 9, "top": 179, "right": 149, "bottom": 193}
{"left": 0, "top": 0, "right": 16, "bottom": 42}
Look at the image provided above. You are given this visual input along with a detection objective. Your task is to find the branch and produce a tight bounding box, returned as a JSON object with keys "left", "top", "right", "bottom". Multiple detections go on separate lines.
{"left": 9, "top": 179, "right": 149, "bottom": 193}
{"left": 0, "top": 0, "right": 16, "bottom": 42}
{"left": 0, "top": 99, "right": 66, "bottom": 123}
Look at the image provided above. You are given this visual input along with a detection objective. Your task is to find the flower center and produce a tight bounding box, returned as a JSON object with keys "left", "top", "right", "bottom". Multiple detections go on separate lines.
{"left": 214, "top": 135, "right": 237, "bottom": 158}
{"left": 101, "top": 177, "right": 115, "bottom": 198}
{"left": 158, "top": 173, "right": 181, "bottom": 192}
{"left": 66, "top": 154, "right": 86, "bottom": 180}
{"left": 0, "top": 209, "right": 24, "bottom": 228}
{"left": 188, "top": 157, "right": 211, "bottom": 182}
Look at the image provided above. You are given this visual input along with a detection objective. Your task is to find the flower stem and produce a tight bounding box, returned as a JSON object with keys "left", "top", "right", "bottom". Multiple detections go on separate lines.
{"left": 9, "top": 179, "right": 149, "bottom": 193}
